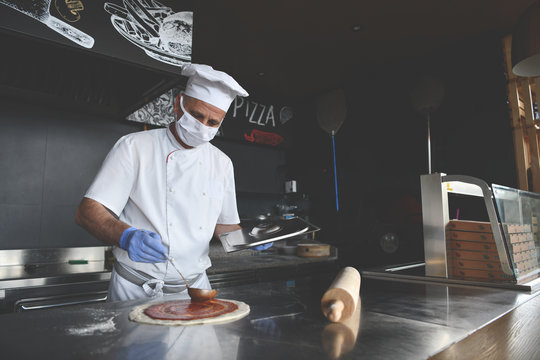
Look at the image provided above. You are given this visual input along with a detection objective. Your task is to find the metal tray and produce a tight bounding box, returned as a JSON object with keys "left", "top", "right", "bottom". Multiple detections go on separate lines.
{"left": 218, "top": 216, "right": 320, "bottom": 253}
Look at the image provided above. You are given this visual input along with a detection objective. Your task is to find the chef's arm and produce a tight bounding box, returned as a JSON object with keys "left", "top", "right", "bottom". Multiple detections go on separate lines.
{"left": 75, "top": 197, "right": 129, "bottom": 246}
{"left": 213, "top": 223, "right": 241, "bottom": 238}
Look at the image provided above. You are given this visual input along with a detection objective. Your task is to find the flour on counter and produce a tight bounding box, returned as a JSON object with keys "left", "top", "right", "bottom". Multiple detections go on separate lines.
{"left": 66, "top": 317, "right": 116, "bottom": 336}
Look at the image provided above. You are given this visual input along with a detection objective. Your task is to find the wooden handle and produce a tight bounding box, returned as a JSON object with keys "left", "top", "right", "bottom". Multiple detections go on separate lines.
{"left": 325, "top": 300, "right": 345, "bottom": 322}
{"left": 321, "top": 267, "right": 361, "bottom": 322}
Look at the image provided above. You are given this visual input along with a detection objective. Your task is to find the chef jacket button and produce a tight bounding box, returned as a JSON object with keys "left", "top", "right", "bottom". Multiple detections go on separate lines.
{"left": 202, "top": 192, "right": 206, "bottom": 196}
{"left": 199, "top": 161, "right": 202, "bottom": 165}
{"left": 169, "top": 188, "right": 174, "bottom": 193}
{"left": 199, "top": 226, "right": 203, "bottom": 230}
{"left": 169, "top": 223, "right": 173, "bottom": 227}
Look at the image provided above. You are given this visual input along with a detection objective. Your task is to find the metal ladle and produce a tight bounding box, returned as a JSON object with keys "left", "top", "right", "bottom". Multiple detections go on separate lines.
{"left": 167, "top": 257, "right": 218, "bottom": 302}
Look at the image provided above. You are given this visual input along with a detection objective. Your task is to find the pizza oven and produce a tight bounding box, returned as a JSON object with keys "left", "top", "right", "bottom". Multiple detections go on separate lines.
{"left": 0, "top": 247, "right": 111, "bottom": 313}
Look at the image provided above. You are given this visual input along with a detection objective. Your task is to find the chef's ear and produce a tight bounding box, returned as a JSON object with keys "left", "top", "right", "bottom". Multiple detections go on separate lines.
{"left": 174, "top": 94, "right": 183, "bottom": 120}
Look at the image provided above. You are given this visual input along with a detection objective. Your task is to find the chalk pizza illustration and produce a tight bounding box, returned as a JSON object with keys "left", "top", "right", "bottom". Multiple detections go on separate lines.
{"left": 104, "top": 0, "right": 192, "bottom": 66}
{"left": 0, "top": 0, "right": 94, "bottom": 48}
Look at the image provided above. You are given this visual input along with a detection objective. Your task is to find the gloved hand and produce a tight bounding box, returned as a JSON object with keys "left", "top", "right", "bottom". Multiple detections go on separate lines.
{"left": 252, "top": 242, "right": 273, "bottom": 251}
{"left": 119, "top": 227, "right": 167, "bottom": 263}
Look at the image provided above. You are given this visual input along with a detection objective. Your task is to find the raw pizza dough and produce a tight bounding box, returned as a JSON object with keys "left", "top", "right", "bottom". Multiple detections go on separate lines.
{"left": 129, "top": 299, "right": 250, "bottom": 326}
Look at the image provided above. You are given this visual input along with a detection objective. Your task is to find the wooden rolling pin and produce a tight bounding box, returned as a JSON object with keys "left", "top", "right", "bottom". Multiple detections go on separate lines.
{"left": 322, "top": 300, "right": 362, "bottom": 359}
{"left": 321, "top": 267, "right": 361, "bottom": 322}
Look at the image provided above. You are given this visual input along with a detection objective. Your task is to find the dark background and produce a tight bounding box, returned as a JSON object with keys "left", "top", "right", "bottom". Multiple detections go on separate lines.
{"left": 0, "top": 26, "right": 517, "bottom": 270}
{"left": 288, "top": 33, "right": 516, "bottom": 268}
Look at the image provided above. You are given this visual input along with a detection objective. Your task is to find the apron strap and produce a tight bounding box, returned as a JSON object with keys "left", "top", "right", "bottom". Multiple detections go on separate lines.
{"left": 113, "top": 261, "right": 202, "bottom": 294}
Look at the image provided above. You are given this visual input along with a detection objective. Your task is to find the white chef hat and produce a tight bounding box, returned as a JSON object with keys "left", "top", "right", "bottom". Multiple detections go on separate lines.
{"left": 181, "top": 63, "right": 249, "bottom": 112}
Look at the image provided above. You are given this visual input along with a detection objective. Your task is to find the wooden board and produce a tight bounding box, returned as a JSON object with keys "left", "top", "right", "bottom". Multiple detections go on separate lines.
{"left": 431, "top": 291, "right": 540, "bottom": 360}
{"left": 296, "top": 243, "right": 330, "bottom": 258}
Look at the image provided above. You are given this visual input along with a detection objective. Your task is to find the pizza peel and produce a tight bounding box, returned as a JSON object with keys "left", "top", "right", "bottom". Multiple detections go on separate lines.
{"left": 0, "top": 0, "right": 94, "bottom": 48}
{"left": 316, "top": 88, "right": 347, "bottom": 212}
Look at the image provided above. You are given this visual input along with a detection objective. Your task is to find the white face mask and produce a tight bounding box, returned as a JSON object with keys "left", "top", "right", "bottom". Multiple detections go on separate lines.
{"left": 176, "top": 97, "right": 220, "bottom": 147}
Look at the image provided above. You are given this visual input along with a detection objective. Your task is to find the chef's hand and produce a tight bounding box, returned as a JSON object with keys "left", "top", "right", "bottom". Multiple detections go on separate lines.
{"left": 252, "top": 242, "right": 273, "bottom": 251}
{"left": 119, "top": 227, "right": 167, "bottom": 263}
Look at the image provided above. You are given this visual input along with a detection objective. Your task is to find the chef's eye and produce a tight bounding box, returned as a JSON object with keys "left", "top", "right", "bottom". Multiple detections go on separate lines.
{"left": 208, "top": 120, "right": 220, "bottom": 127}
{"left": 191, "top": 111, "right": 204, "bottom": 120}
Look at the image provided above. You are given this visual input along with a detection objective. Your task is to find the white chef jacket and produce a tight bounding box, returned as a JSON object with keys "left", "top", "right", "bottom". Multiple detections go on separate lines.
{"left": 85, "top": 127, "right": 240, "bottom": 282}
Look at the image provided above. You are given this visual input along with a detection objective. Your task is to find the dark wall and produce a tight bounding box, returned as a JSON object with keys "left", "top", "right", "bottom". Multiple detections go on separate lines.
{"left": 213, "top": 138, "right": 288, "bottom": 219}
{"left": 0, "top": 98, "right": 140, "bottom": 249}
{"left": 292, "top": 33, "right": 517, "bottom": 268}
{"left": 0, "top": 98, "right": 290, "bottom": 250}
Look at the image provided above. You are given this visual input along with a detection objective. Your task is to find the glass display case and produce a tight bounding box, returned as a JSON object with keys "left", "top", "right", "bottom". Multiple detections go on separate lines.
{"left": 361, "top": 174, "right": 540, "bottom": 292}
{"left": 493, "top": 184, "right": 540, "bottom": 282}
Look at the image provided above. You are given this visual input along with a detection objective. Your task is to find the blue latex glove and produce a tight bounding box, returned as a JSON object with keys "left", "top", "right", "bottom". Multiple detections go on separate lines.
{"left": 119, "top": 227, "right": 167, "bottom": 263}
{"left": 252, "top": 242, "right": 273, "bottom": 251}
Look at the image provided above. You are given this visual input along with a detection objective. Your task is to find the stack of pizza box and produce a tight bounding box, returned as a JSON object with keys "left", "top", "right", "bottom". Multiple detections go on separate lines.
{"left": 446, "top": 219, "right": 539, "bottom": 283}
{"left": 506, "top": 223, "right": 539, "bottom": 277}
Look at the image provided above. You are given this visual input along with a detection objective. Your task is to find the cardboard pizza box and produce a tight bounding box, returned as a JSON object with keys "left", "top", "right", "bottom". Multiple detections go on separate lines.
{"left": 448, "top": 257, "right": 503, "bottom": 271}
{"left": 447, "top": 240, "right": 498, "bottom": 252}
{"left": 447, "top": 230, "right": 495, "bottom": 242}
{"left": 447, "top": 267, "right": 514, "bottom": 282}
{"left": 446, "top": 220, "right": 493, "bottom": 233}
{"left": 447, "top": 249, "right": 500, "bottom": 262}
{"left": 506, "top": 224, "right": 532, "bottom": 233}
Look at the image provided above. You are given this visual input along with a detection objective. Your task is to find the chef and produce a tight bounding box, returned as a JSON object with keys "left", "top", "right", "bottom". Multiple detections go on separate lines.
{"left": 75, "top": 63, "right": 271, "bottom": 301}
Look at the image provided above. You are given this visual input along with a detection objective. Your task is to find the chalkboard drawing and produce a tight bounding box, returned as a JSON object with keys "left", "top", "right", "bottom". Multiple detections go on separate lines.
{"left": 127, "top": 87, "right": 179, "bottom": 126}
{"left": 54, "top": 0, "right": 84, "bottom": 22}
{"left": 0, "top": 0, "right": 94, "bottom": 48}
{"left": 279, "top": 106, "right": 294, "bottom": 124}
{"left": 104, "top": 0, "right": 192, "bottom": 66}
{"left": 244, "top": 129, "right": 284, "bottom": 147}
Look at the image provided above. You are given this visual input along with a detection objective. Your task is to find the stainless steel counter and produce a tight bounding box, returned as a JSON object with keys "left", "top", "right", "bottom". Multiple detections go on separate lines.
{"left": 0, "top": 272, "right": 538, "bottom": 359}
{"left": 0, "top": 245, "right": 338, "bottom": 313}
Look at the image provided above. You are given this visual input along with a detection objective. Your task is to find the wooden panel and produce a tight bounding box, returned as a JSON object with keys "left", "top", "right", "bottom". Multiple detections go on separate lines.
{"left": 430, "top": 294, "right": 540, "bottom": 360}
{"left": 502, "top": 35, "right": 530, "bottom": 191}
{"left": 502, "top": 36, "right": 516, "bottom": 81}
{"left": 521, "top": 77, "right": 540, "bottom": 192}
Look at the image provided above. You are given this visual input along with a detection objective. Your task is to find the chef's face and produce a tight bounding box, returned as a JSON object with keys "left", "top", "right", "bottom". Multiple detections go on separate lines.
{"left": 182, "top": 95, "right": 226, "bottom": 128}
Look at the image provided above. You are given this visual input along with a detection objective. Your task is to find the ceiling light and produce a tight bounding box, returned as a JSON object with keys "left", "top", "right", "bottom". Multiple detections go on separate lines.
{"left": 352, "top": 25, "right": 363, "bottom": 32}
